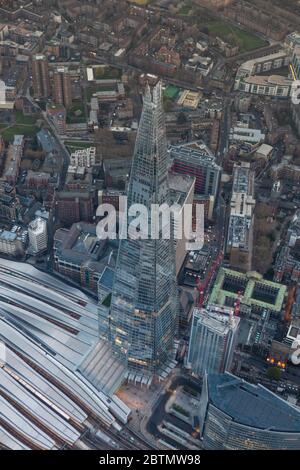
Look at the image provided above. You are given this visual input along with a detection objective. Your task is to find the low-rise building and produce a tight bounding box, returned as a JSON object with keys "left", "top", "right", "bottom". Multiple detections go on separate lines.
{"left": 0, "top": 225, "right": 27, "bottom": 256}
{"left": 46, "top": 103, "right": 66, "bottom": 135}
{"left": 255, "top": 143, "right": 273, "bottom": 160}
{"left": 54, "top": 222, "right": 117, "bottom": 292}
{"left": 2, "top": 135, "right": 24, "bottom": 185}
{"left": 177, "top": 90, "right": 202, "bottom": 110}
{"left": 229, "top": 127, "right": 265, "bottom": 144}
{"left": 55, "top": 190, "right": 96, "bottom": 226}
{"left": 0, "top": 182, "right": 20, "bottom": 221}
{"left": 271, "top": 155, "right": 300, "bottom": 183}
{"left": 70, "top": 147, "right": 96, "bottom": 168}
{"left": 92, "top": 79, "right": 125, "bottom": 103}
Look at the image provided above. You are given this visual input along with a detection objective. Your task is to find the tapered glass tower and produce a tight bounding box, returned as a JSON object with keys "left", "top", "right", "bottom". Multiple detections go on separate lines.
{"left": 107, "top": 82, "right": 179, "bottom": 375}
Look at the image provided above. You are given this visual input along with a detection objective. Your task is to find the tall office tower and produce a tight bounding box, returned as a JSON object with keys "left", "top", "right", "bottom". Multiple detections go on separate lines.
{"left": 53, "top": 66, "right": 72, "bottom": 109}
{"left": 199, "top": 372, "right": 300, "bottom": 450}
{"left": 187, "top": 305, "right": 239, "bottom": 376}
{"left": 32, "top": 54, "right": 50, "bottom": 99}
{"left": 170, "top": 142, "right": 220, "bottom": 197}
{"left": 28, "top": 217, "right": 48, "bottom": 254}
{"left": 106, "top": 82, "right": 179, "bottom": 376}
{"left": 170, "top": 141, "right": 221, "bottom": 220}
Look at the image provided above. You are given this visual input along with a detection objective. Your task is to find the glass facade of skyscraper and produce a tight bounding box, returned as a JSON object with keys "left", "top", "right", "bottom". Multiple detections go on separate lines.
{"left": 105, "top": 82, "right": 179, "bottom": 375}
{"left": 187, "top": 307, "right": 239, "bottom": 376}
{"left": 199, "top": 373, "right": 300, "bottom": 450}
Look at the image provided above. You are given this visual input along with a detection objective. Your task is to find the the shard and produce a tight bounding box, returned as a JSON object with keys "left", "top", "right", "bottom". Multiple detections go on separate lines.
{"left": 106, "top": 81, "right": 179, "bottom": 375}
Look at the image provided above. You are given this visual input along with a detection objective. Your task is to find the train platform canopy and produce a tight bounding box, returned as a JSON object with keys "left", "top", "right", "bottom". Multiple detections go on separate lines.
{"left": 0, "top": 259, "right": 129, "bottom": 450}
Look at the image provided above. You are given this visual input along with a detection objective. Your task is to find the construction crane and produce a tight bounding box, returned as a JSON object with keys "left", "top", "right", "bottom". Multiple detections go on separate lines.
{"left": 234, "top": 290, "right": 242, "bottom": 316}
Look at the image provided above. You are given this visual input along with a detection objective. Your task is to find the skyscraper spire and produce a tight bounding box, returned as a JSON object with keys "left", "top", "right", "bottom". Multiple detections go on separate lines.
{"left": 106, "top": 81, "right": 179, "bottom": 375}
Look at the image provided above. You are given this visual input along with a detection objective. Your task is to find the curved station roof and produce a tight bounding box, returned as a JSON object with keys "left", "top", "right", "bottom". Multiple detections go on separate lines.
{"left": 0, "top": 259, "right": 128, "bottom": 450}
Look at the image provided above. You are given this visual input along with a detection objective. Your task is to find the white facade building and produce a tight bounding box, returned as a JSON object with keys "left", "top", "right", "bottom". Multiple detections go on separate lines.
{"left": 187, "top": 305, "right": 240, "bottom": 377}
{"left": 236, "top": 75, "right": 292, "bottom": 98}
{"left": 234, "top": 50, "right": 291, "bottom": 97}
{"left": 70, "top": 147, "right": 96, "bottom": 168}
{"left": 28, "top": 217, "right": 48, "bottom": 254}
{"left": 229, "top": 127, "right": 265, "bottom": 144}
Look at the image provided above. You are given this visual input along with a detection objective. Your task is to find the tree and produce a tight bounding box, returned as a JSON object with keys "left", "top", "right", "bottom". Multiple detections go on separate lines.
{"left": 267, "top": 366, "right": 281, "bottom": 381}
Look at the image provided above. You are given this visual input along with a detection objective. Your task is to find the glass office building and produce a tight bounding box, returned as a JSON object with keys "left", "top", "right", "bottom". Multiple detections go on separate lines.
{"left": 187, "top": 306, "right": 240, "bottom": 377}
{"left": 170, "top": 142, "right": 220, "bottom": 197}
{"left": 199, "top": 373, "right": 300, "bottom": 450}
{"left": 107, "top": 82, "right": 179, "bottom": 375}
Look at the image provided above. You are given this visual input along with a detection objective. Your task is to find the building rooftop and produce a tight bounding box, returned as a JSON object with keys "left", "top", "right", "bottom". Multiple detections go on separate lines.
{"left": 238, "top": 50, "right": 287, "bottom": 76}
{"left": 70, "top": 147, "right": 96, "bottom": 168}
{"left": 33, "top": 53, "right": 47, "bottom": 61}
{"left": 170, "top": 140, "right": 220, "bottom": 168}
{"left": 232, "top": 163, "right": 254, "bottom": 194}
{"left": 207, "top": 373, "right": 300, "bottom": 432}
{"left": 228, "top": 213, "right": 252, "bottom": 249}
{"left": 209, "top": 268, "right": 287, "bottom": 313}
{"left": 169, "top": 171, "right": 195, "bottom": 206}
{"left": 177, "top": 89, "right": 201, "bottom": 109}
{"left": 28, "top": 216, "right": 46, "bottom": 235}
{"left": 245, "top": 75, "right": 292, "bottom": 87}
{"left": 193, "top": 306, "right": 240, "bottom": 334}
{"left": 54, "top": 223, "right": 118, "bottom": 283}
{"left": 37, "top": 129, "right": 60, "bottom": 155}
{"left": 228, "top": 163, "right": 255, "bottom": 249}
{"left": 256, "top": 143, "right": 273, "bottom": 158}
{"left": 0, "top": 258, "right": 130, "bottom": 449}
{"left": 230, "top": 127, "right": 265, "bottom": 143}
{"left": 0, "top": 230, "right": 17, "bottom": 241}
{"left": 3, "top": 135, "right": 23, "bottom": 180}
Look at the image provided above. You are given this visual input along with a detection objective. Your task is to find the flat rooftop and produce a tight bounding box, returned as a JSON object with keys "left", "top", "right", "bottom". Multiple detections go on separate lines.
{"left": 232, "top": 163, "right": 254, "bottom": 194}
{"left": 170, "top": 140, "right": 220, "bottom": 168}
{"left": 208, "top": 373, "right": 300, "bottom": 432}
{"left": 239, "top": 50, "right": 287, "bottom": 74}
{"left": 209, "top": 268, "right": 287, "bottom": 313}
{"left": 193, "top": 307, "right": 240, "bottom": 334}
